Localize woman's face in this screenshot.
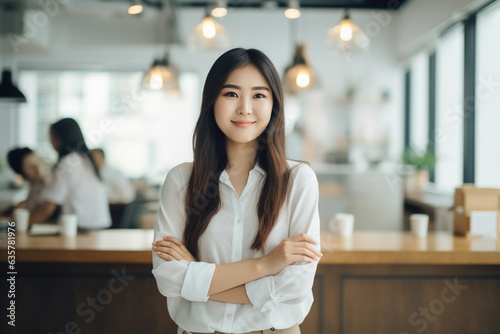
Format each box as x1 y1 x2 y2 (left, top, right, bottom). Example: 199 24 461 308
214 64 273 147
49 128 61 151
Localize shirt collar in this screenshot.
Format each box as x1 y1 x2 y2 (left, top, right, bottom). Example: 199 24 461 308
219 161 266 182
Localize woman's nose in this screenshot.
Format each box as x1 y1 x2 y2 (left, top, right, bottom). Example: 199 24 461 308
237 97 252 115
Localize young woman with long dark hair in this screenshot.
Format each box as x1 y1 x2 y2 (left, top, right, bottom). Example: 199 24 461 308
152 48 322 334
28 118 111 230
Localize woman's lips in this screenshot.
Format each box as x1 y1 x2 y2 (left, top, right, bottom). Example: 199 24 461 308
232 121 255 128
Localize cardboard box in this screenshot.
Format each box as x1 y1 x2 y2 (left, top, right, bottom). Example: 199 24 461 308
453 184 500 236
469 211 498 237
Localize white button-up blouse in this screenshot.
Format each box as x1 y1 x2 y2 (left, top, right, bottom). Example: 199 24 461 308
152 159 321 334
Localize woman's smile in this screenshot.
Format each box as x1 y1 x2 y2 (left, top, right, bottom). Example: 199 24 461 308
232 121 256 128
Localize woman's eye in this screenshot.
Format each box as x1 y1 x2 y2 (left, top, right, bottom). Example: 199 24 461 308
225 92 238 97
254 93 265 98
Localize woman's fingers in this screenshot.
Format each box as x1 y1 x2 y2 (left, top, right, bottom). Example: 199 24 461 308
163 236 183 246
152 238 195 262
155 245 183 261
290 246 322 261
284 239 322 257
156 251 175 261
153 240 183 257
302 241 323 257
289 233 319 245
154 240 177 248
175 246 194 261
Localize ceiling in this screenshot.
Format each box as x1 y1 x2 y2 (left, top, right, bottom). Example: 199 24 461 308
174 0 409 10
0 0 410 16
94 0 411 10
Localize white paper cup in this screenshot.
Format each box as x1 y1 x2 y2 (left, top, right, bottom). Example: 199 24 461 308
330 213 355 237
60 214 78 237
410 214 429 238
13 208 30 233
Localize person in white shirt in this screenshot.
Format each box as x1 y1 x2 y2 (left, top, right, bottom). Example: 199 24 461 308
7 147 51 213
152 48 322 334
28 118 111 230
90 148 135 204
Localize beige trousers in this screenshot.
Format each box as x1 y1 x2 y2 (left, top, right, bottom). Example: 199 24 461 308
183 324 301 334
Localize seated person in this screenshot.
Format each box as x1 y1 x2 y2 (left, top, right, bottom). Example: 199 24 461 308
5 147 60 221
90 148 135 204
7 147 49 212
29 118 111 230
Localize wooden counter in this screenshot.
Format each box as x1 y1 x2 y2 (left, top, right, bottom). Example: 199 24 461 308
1 230 499 334
2 229 499 264
1 229 156 263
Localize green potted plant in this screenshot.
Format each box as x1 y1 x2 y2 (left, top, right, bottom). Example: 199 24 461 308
401 146 436 192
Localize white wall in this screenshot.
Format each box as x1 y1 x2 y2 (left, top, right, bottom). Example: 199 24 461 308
0 103 20 184
392 0 491 60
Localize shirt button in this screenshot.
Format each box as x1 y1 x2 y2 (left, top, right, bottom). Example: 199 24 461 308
234 251 240 257
226 313 231 318
236 219 241 224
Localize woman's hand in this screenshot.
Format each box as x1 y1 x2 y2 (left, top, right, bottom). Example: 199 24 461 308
262 233 322 276
152 236 196 263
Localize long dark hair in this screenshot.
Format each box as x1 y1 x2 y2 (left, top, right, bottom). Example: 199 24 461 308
183 48 303 261
50 118 101 180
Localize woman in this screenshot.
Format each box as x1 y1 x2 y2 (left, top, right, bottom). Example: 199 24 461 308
28 118 111 230
152 48 322 334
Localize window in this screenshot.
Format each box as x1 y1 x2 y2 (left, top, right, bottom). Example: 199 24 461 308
475 2 500 188
409 51 429 150
434 24 464 190
18 71 200 181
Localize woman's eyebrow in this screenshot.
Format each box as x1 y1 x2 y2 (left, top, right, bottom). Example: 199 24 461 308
222 84 270 91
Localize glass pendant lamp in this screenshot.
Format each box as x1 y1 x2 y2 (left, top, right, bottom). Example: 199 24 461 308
187 10 230 51
326 9 370 55
142 54 179 93
284 43 316 95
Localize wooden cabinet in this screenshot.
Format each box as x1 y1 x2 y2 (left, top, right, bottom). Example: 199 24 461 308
312 264 500 334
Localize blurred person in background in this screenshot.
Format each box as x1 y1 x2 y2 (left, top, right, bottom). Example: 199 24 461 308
5 147 59 219
28 118 111 230
90 148 135 204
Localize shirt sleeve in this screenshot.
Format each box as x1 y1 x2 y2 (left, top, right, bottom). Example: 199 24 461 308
151 167 216 303
245 164 321 312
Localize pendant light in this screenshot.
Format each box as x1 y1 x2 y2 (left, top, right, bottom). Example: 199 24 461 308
284 17 316 95
211 0 228 18
142 53 179 93
141 1 179 94
0 69 27 103
128 1 143 15
188 8 230 51
284 43 316 95
284 0 301 19
0 3 27 103
326 9 370 55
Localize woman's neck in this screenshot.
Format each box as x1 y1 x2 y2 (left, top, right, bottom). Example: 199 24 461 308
225 140 258 175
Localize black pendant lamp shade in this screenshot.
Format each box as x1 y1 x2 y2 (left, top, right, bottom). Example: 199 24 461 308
0 69 27 103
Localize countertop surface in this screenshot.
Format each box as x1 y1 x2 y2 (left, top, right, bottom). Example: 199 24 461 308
1 229 499 264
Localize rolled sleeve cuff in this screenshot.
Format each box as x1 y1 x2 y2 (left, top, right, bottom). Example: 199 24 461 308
180 261 216 302
245 275 277 312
